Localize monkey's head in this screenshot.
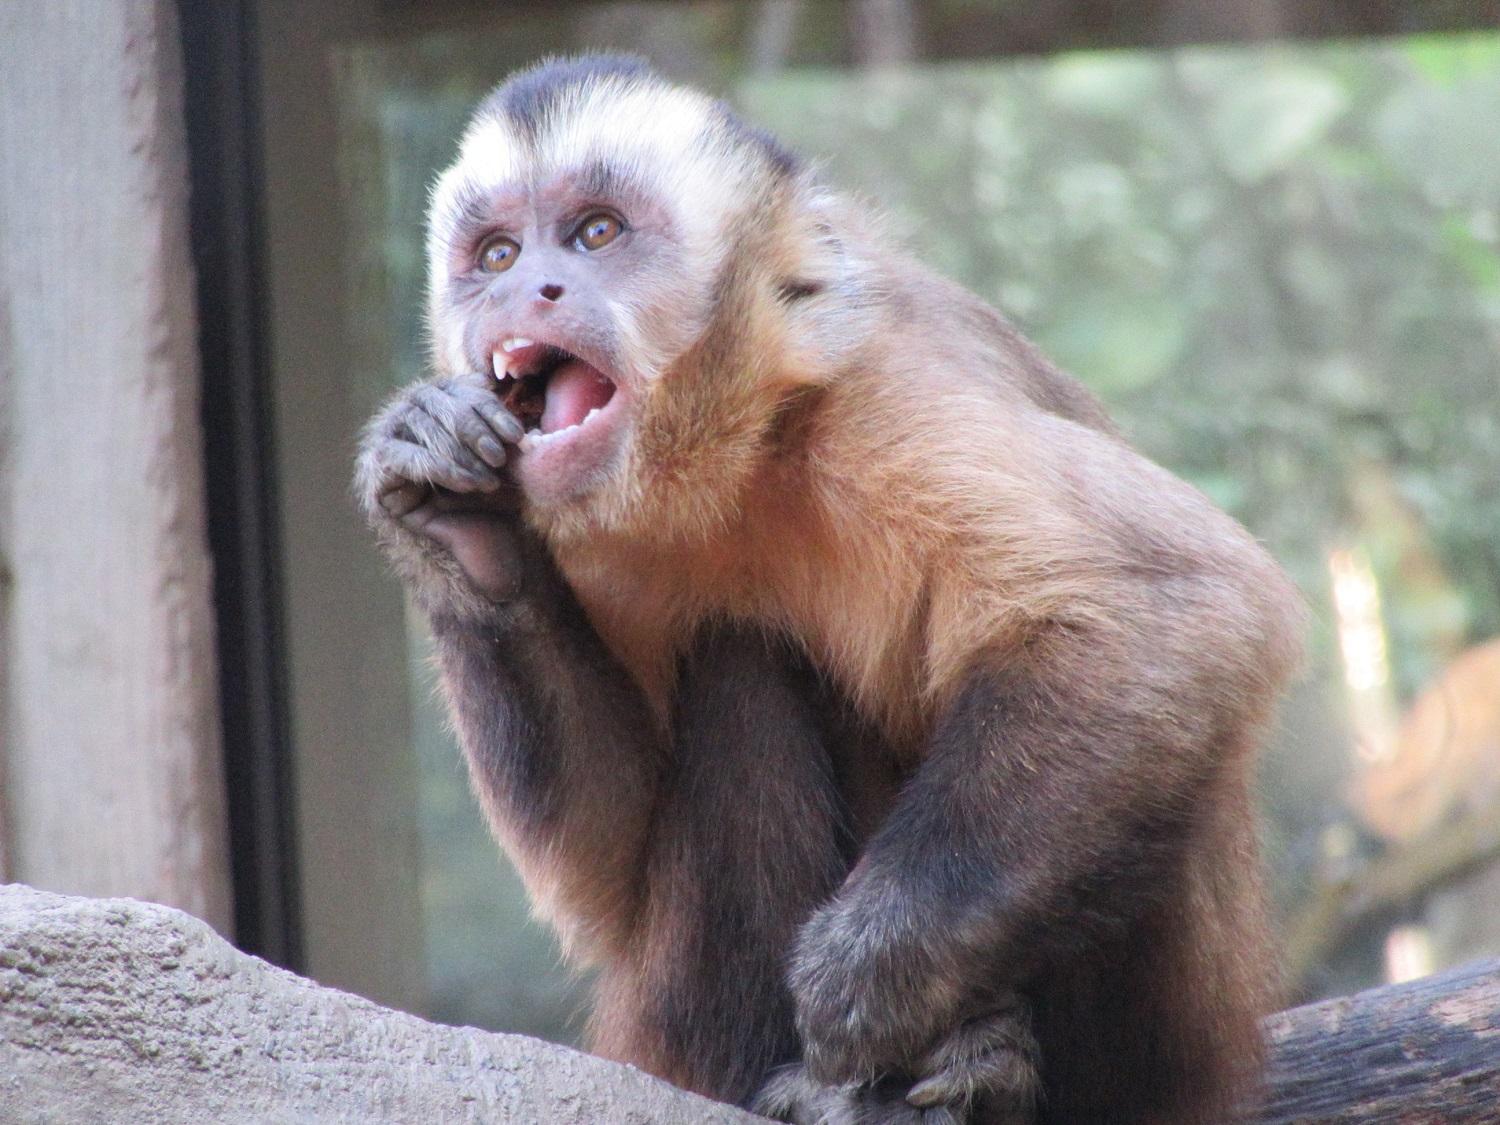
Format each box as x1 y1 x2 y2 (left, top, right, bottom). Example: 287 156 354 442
426 55 871 543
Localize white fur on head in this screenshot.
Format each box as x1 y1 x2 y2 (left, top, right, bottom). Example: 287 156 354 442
424 58 772 375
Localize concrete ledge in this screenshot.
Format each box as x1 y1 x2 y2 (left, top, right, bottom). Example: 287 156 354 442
0 885 759 1124
5 883 1498 1122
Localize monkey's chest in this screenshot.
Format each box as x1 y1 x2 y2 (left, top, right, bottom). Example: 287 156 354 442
568 545 934 766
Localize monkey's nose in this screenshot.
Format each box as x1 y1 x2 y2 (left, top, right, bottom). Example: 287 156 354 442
538 283 564 302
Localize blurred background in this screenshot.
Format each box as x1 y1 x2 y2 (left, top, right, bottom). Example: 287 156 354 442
3 0 1498 1048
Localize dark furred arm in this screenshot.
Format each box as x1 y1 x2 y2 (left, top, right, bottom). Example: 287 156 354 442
427 534 667 964
789 611 1268 1095
357 374 668 961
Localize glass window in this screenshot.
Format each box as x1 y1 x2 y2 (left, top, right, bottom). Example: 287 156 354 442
256 2 1500 1040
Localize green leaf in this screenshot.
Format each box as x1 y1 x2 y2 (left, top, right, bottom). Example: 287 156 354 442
1042 293 1188 394
1204 61 1348 182
1404 33 1500 84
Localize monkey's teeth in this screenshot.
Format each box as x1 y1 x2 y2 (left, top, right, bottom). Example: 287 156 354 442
493 337 539 378
518 406 604 451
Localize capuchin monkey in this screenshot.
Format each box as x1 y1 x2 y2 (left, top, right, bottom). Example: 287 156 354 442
355 55 1302 1124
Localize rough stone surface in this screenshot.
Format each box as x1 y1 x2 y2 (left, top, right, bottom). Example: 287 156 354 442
0 885 760 1124
4 884 1497 1122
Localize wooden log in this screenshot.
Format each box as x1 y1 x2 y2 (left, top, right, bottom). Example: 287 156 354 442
1259 957 1500 1123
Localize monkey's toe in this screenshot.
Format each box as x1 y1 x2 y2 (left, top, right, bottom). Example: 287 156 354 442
751 1063 850 1124
902 1004 1040 1124
753 1066 977 1125
850 1075 965 1124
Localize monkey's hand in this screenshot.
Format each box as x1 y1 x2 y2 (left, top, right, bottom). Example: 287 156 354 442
356 373 531 611
754 1005 1038 1125
788 901 1039 1121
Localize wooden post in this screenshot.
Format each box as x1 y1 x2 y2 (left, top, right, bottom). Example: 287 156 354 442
0 2 232 934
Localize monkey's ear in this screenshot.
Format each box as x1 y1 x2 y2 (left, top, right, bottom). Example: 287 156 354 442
771 181 877 384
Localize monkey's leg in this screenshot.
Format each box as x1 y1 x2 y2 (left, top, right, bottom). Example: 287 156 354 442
788 623 1265 1124
358 374 666 959
594 625 850 1107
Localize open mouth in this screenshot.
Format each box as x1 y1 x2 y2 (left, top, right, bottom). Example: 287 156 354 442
491 337 618 449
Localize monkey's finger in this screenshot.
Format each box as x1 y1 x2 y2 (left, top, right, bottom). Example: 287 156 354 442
750 1065 857 1125
906 1075 970 1110
379 480 429 518
440 373 527 446
379 438 500 495
906 1056 1037 1112
400 401 500 482
450 389 525 454
467 396 525 445
410 387 516 470
448 402 512 469
440 389 522 466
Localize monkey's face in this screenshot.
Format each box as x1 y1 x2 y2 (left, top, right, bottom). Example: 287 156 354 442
431 171 698 514
425 64 787 529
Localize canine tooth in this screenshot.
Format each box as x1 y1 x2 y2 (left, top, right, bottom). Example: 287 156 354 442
491 352 506 379
501 337 533 353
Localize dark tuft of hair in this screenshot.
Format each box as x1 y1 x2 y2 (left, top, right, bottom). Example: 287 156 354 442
476 53 658 141
474 53 801 180
717 111 801 180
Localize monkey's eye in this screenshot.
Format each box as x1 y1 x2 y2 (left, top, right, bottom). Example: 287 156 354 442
572 212 623 251
477 235 520 273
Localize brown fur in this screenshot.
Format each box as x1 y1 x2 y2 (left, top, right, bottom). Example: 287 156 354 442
357 56 1303 1125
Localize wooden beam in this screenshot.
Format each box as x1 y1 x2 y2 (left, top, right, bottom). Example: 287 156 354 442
0 1 231 933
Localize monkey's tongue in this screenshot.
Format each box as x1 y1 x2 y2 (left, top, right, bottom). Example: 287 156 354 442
540 359 616 434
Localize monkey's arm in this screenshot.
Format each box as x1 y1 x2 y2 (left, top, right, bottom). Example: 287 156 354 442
427 551 665 960
357 375 665 959
789 611 1243 1088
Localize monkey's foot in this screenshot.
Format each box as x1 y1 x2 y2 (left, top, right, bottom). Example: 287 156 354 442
751 1064 849 1124
754 1064 963 1124
904 1006 1040 1124
753 1004 1038 1125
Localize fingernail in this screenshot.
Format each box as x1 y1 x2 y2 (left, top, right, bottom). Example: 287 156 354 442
490 409 524 442
477 436 506 467
905 1080 946 1108
380 486 422 518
